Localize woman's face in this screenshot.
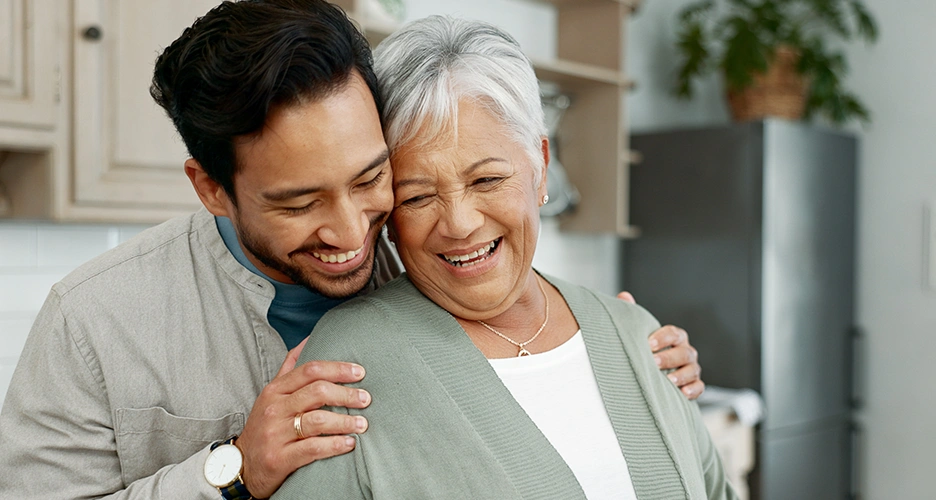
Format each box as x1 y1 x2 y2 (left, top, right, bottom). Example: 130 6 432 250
390 99 548 320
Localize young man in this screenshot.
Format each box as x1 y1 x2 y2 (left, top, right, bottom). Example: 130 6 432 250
0 1 702 498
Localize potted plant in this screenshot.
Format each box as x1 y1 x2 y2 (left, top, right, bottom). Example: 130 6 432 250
673 0 878 125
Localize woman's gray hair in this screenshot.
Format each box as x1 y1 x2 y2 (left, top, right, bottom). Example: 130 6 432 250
373 16 547 183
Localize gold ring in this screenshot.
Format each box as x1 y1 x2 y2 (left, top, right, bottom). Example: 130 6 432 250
294 412 305 440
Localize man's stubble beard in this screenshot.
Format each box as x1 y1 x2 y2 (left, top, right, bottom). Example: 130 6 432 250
235 212 389 299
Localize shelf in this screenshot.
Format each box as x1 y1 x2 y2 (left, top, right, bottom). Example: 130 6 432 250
525 0 641 13
532 59 633 88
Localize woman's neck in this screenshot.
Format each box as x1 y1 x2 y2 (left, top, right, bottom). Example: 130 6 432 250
456 272 579 359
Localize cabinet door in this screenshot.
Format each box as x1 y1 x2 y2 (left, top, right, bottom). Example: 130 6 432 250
72 0 218 214
0 0 57 129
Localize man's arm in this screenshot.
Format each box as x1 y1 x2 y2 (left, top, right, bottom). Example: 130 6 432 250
0 290 370 499
617 291 705 400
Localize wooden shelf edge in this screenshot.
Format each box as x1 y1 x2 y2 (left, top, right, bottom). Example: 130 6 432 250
532 58 632 87
617 224 641 239
523 0 641 12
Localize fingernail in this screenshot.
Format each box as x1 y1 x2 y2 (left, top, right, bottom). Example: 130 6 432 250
649 339 659 350
358 390 371 405
355 416 368 432
345 436 356 447
654 355 663 367
684 387 694 397
351 365 365 378
669 375 678 384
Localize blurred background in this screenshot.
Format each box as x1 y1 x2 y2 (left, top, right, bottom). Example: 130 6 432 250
0 0 933 498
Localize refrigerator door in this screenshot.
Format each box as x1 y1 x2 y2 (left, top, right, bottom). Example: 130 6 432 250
760 121 857 431
759 419 853 500
625 124 766 391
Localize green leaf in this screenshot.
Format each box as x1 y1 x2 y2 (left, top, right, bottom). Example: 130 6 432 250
679 0 715 23
674 22 712 98
850 0 879 42
721 16 769 90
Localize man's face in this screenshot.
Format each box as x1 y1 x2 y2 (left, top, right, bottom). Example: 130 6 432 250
224 73 393 298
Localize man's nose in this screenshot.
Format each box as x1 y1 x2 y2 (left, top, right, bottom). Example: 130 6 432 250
318 196 369 250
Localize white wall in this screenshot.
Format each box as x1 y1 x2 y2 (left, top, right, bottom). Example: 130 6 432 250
845 2 936 498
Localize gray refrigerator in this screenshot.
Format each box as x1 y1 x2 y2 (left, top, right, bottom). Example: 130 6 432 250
622 120 859 500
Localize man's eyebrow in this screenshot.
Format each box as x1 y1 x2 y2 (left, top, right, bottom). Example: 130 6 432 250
395 157 507 189
260 149 390 202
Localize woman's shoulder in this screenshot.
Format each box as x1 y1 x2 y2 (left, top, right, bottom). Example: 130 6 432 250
298 274 436 363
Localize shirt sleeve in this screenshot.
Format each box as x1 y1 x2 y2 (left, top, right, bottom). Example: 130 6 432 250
0 289 219 499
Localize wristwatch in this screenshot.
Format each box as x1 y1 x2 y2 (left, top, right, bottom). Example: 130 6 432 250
205 436 252 499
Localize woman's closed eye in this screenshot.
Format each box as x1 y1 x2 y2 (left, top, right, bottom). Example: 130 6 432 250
472 176 505 189
400 193 433 207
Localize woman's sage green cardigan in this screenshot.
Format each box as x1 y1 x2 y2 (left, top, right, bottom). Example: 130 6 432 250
273 273 738 500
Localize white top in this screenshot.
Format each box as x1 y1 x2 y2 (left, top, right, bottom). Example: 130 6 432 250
489 331 637 500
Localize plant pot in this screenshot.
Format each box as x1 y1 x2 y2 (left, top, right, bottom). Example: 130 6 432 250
726 46 808 122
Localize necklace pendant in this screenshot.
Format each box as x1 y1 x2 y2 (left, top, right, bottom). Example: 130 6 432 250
518 348 532 357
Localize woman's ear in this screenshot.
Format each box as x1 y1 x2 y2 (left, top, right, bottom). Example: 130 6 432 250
538 136 550 204
185 158 232 217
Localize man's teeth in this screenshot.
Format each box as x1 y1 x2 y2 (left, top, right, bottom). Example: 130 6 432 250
443 240 497 267
312 247 363 264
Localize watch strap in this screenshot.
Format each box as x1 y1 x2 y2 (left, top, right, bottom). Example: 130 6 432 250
210 436 253 500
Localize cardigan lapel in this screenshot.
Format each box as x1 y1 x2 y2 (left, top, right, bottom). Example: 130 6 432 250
549 276 690 500
398 277 587 500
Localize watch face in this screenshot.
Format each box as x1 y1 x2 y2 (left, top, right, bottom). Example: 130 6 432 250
204 444 243 488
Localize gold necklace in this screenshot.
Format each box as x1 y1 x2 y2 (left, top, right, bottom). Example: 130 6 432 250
477 275 549 357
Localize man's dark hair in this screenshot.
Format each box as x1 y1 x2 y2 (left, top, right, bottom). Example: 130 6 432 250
150 0 379 201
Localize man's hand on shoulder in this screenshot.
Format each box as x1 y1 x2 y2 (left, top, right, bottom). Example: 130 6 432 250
234 338 370 498
616 292 705 400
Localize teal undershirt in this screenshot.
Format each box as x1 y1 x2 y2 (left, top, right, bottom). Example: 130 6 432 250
216 216 349 350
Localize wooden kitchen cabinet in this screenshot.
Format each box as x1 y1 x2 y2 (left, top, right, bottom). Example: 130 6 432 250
529 0 641 237
0 0 58 136
69 0 217 220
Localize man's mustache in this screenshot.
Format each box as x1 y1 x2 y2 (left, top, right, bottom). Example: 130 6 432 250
290 211 389 255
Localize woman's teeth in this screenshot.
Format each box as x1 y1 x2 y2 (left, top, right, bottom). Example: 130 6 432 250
312 247 362 264
442 239 498 267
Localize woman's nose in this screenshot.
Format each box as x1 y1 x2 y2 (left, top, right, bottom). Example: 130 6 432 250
438 197 484 240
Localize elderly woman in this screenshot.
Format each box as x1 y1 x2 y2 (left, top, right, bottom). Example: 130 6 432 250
274 16 736 500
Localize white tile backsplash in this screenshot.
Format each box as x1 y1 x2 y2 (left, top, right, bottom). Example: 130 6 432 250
0 226 38 267
0 273 64 313
36 226 114 267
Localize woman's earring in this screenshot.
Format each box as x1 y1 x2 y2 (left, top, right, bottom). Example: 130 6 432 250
542 194 549 205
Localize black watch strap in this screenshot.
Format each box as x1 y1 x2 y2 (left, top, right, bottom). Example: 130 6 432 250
210 436 253 500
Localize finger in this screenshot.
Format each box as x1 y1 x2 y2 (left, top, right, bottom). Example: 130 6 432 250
271 360 366 396
665 362 702 389
653 342 697 370
289 435 358 466
299 410 368 438
648 325 688 352
290 379 371 412
276 337 310 378
680 380 706 400
616 291 636 304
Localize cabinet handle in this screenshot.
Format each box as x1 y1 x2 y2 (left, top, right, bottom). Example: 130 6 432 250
82 25 103 41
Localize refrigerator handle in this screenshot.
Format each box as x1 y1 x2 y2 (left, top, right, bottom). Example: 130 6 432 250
848 420 863 500
846 326 864 410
